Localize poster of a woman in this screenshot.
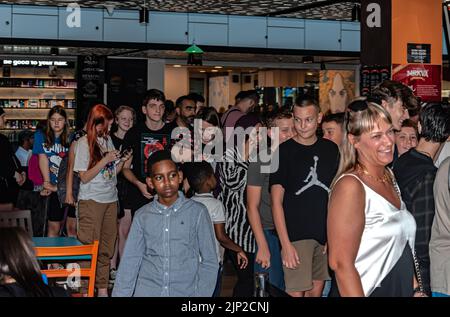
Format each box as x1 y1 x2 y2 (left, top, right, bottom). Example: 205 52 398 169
319 70 356 114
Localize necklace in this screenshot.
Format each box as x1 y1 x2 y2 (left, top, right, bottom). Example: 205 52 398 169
356 165 391 184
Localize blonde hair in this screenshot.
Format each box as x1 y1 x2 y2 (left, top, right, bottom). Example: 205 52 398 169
114 105 136 124
331 99 392 188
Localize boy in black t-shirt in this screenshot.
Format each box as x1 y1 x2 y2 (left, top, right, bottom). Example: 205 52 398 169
270 98 340 297
122 89 176 215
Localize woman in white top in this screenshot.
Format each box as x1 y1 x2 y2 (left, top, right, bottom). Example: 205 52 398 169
327 99 424 297
73 104 131 297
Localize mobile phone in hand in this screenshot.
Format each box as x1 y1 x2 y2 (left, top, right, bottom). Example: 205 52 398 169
120 146 132 158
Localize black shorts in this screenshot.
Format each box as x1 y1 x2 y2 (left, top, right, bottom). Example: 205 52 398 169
46 192 76 222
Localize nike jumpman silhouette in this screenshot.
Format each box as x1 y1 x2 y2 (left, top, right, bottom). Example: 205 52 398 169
295 156 330 195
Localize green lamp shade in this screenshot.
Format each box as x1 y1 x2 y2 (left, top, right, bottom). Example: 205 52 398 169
185 44 204 54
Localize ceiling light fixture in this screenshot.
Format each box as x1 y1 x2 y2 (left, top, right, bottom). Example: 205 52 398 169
211 69 219 73
173 65 182 68
351 4 361 22
214 66 223 69
139 0 149 24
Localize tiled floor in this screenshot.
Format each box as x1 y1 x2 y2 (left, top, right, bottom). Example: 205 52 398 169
220 258 238 297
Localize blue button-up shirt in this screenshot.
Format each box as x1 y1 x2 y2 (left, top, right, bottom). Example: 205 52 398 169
112 192 219 297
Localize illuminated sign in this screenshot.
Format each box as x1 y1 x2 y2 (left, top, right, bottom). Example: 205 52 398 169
1 59 71 67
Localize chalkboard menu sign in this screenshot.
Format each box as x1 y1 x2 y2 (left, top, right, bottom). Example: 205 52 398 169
360 65 391 97
76 55 105 128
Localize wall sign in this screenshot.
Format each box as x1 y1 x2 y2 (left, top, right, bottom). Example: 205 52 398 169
76 55 105 128
407 43 431 63
392 64 441 102
1 59 73 67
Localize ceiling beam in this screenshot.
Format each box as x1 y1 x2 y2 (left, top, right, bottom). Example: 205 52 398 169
264 0 360 17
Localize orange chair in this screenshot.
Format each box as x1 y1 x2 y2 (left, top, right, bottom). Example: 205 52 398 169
34 240 99 297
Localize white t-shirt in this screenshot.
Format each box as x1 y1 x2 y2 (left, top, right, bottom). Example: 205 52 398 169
73 135 118 203
15 146 32 167
435 141 450 168
191 193 226 263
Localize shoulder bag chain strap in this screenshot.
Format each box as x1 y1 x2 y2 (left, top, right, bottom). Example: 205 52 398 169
388 167 424 293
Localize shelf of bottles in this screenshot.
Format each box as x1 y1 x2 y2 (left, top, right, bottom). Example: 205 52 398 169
0 78 77 89
0 59 77 142
0 99 76 109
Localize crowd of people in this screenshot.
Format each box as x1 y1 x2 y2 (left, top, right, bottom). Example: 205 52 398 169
0 80 449 298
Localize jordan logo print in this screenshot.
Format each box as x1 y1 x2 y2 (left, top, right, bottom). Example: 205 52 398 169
295 156 330 195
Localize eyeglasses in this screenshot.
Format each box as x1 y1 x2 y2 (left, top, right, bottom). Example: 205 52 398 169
347 100 369 112
345 100 369 132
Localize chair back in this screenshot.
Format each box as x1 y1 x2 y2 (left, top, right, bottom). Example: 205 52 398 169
0 203 14 211
35 241 99 297
0 209 33 235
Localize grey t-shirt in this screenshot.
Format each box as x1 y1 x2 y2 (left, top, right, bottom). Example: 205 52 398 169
247 160 274 230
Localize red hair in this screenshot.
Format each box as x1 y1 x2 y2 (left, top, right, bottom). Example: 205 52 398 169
86 104 114 169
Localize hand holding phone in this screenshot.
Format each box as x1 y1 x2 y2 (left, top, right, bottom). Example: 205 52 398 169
120 146 133 160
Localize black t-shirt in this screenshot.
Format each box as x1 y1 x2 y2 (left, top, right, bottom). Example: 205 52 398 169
111 133 124 151
122 122 176 210
269 138 340 245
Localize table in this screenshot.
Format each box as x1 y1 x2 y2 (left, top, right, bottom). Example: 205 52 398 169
32 237 91 261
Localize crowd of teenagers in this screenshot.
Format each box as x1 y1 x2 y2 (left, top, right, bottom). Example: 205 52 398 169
0 80 449 298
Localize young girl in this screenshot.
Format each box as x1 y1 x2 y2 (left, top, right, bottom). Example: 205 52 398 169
110 105 136 282
73 104 131 297
33 106 72 237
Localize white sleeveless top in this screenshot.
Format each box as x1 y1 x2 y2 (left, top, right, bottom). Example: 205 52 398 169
335 173 417 296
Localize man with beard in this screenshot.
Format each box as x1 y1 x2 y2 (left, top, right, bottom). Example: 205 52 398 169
175 95 197 129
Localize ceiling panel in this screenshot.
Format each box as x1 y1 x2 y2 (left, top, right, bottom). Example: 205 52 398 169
0 0 355 20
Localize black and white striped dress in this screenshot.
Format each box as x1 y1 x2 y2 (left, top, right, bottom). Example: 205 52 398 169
217 147 256 254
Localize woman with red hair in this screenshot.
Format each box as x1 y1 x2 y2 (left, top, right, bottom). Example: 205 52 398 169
73 104 132 297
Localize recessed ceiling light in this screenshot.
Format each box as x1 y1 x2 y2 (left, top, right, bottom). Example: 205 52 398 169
211 69 219 72
306 72 314 76
200 70 206 73
173 64 182 68
214 66 223 69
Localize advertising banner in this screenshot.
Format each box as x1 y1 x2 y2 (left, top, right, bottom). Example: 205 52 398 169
392 64 442 102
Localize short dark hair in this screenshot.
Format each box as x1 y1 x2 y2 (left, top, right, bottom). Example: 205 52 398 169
143 89 165 107
146 150 176 177
164 100 175 113
265 109 293 128
235 90 258 103
175 95 195 108
419 103 450 143
18 130 34 146
187 92 205 104
294 97 320 113
371 80 418 111
322 112 345 126
399 119 419 138
185 161 214 193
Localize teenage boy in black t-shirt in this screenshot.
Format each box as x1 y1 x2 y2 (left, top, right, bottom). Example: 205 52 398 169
270 98 340 297
122 89 176 215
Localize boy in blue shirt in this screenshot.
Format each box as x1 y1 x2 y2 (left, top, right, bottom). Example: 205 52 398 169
112 150 218 297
